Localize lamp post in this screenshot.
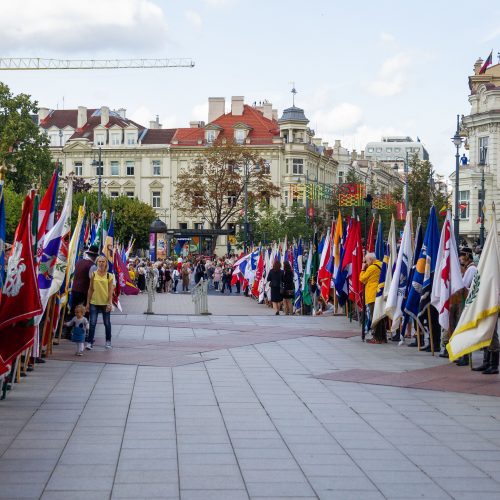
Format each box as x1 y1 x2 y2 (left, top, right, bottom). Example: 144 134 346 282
479 155 486 248
452 115 463 244
92 147 103 214
243 160 249 252
393 153 409 214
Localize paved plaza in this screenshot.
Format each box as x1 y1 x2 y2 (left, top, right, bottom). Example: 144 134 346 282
1 293 500 499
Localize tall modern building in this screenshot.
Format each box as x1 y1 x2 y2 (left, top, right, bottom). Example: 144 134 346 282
364 136 429 168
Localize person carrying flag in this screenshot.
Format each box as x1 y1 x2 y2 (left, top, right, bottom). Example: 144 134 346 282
360 252 385 343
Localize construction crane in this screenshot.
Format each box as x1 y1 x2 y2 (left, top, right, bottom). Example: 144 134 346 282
0 57 195 71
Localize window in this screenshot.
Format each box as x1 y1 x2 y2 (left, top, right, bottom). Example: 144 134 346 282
227 223 235 235
478 189 486 218
206 130 216 143
479 136 489 164
50 134 59 146
110 191 119 198
96 133 105 146
126 133 136 145
126 161 134 176
227 192 237 207
126 191 134 199
74 161 83 176
179 222 188 230
111 133 121 145
367 148 374 153
285 159 289 174
193 190 203 208
234 129 245 144
386 148 392 153
406 147 412 152
152 191 161 208
459 190 470 219
338 171 344 183
152 160 161 176
95 161 103 177
292 158 303 175
110 161 119 176
394 147 401 152
376 148 382 153
194 223 203 230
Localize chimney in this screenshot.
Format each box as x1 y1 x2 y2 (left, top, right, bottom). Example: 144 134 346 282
322 142 329 149
231 96 244 116
38 107 50 122
360 151 365 159
474 57 484 75
208 97 225 123
77 106 87 129
272 109 278 121
100 106 109 126
352 149 358 160
117 108 126 119
312 138 322 146
149 120 159 130
262 102 272 120
334 139 341 148
189 121 206 128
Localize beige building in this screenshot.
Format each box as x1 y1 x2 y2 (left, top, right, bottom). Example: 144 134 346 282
452 57 500 245
39 97 338 254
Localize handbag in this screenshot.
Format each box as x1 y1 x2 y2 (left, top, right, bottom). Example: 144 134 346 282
71 326 86 343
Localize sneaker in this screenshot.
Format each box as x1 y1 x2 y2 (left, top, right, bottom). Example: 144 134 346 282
77 352 83 356
85 343 93 350
105 342 112 349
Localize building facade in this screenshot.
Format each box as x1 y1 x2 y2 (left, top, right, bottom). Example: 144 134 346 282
451 57 500 245
39 97 337 254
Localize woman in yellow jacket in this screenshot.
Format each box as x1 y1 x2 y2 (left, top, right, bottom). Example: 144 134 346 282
359 253 385 344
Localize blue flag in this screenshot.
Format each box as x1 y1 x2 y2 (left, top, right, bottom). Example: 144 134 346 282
293 245 302 311
375 217 384 261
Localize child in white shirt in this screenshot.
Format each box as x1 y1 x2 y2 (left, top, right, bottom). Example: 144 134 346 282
65 304 89 356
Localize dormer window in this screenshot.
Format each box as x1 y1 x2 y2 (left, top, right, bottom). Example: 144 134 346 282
126 133 136 145
111 133 121 145
234 129 245 144
206 130 216 144
95 133 105 146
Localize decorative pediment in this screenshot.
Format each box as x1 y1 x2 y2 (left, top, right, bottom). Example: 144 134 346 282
122 180 136 188
233 122 252 131
205 123 223 131
62 139 92 152
124 123 138 130
109 123 123 130
106 180 122 188
149 180 164 188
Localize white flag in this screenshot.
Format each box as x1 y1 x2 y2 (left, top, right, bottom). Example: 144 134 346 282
385 210 413 330
447 214 500 361
430 212 464 332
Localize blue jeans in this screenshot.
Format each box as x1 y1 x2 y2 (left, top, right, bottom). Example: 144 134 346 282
88 304 111 344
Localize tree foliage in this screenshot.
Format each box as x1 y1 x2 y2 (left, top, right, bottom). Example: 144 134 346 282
173 141 280 250
0 82 53 193
3 183 24 241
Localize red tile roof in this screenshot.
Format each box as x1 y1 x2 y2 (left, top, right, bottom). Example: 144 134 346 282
172 104 280 146
141 129 177 145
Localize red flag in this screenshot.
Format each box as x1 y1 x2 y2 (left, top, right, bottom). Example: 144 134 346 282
479 51 493 74
0 194 42 330
349 219 364 310
396 202 406 221
251 252 264 298
115 251 139 296
366 216 375 252
0 325 37 376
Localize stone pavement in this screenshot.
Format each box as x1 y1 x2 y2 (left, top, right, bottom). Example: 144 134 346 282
1 293 500 499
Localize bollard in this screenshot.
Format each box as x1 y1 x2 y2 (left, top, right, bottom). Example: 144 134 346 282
191 279 211 315
144 269 155 315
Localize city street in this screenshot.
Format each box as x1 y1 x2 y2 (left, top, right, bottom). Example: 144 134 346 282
1 293 500 499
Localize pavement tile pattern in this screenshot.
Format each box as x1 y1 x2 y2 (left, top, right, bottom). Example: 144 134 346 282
1 293 500 499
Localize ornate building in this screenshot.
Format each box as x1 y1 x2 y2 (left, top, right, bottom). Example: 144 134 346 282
452 57 500 244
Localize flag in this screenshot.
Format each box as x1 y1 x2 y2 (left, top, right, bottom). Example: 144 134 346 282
251 251 264 299
0 324 37 377
297 239 303 275
366 215 375 253
38 177 73 312
112 251 122 310
385 210 413 329
349 219 364 309
447 214 500 360
439 205 447 217
334 219 351 306
115 251 139 295
37 169 59 260
372 215 396 327
0 182 5 290
479 50 493 74
104 212 115 272
302 242 313 306
430 211 464 332
374 216 384 261
317 228 331 302
0 193 42 330
293 245 302 311
396 202 406 221
333 211 343 278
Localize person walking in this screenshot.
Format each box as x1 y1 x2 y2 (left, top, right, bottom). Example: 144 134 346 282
282 261 295 315
70 244 99 319
86 256 115 349
221 266 232 294
64 304 89 356
267 260 283 315
181 264 190 292
172 266 180 293
359 252 385 344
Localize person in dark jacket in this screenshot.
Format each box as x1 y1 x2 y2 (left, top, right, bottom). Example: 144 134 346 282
282 261 295 315
267 260 283 315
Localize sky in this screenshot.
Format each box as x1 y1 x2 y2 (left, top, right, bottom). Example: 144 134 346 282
1 0 499 176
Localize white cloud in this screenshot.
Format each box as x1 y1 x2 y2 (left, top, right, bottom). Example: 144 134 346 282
380 32 395 43
185 10 203 29
313 102 363 136
0 0 169 53
202 0 234 7
368 53 411 97
129 106 177 128
191 102 209 122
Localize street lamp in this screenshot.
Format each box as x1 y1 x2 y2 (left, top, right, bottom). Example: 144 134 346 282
393 153 409 214
92 147 103 214
451 115 463 244
58 129 63 147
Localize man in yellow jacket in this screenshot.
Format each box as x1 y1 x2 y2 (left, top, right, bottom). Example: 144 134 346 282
359 252 386 344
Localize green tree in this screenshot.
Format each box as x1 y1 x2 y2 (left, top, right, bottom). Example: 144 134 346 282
3 184 24 241
0 82 53 193
173 141 280 252
407 155 448 229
